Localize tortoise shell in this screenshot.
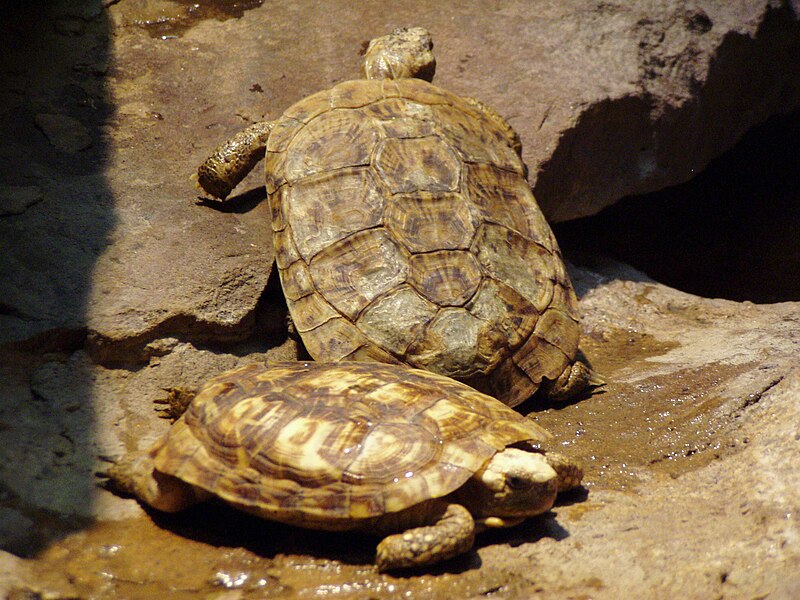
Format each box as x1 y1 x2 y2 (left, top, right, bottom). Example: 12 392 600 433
149 361 552 529
265 77 580 407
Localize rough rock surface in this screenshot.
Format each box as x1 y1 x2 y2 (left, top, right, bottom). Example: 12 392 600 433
1 0 799 598
3 262 798 598
2 0 799 359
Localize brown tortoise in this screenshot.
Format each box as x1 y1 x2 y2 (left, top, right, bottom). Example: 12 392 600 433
197 28 598 407
104 361 582 571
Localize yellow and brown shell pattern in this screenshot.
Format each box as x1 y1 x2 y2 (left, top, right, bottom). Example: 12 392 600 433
266 77 580 407
149 361 551 530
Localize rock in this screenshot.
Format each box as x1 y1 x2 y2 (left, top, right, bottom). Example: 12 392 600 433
0 185 43 216
3 0 799 359
523 355 800 599
96 0 797 352
543 258 799 485
0 176 108 349
0 351 113 519
0 509 35 554
1 1 799 596
530 2 800 221
2 262 797 597
34 113 92 153
0 338 298 531
54 17 86 37
168 0 800 224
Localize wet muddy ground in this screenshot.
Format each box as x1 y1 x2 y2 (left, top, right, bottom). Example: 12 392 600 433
118 0 264 39
2 1 799 598
13 315 790 598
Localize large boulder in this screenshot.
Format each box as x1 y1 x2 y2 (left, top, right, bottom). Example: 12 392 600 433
2 1 799 356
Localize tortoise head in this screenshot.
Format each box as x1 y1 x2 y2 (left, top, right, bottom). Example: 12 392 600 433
458 447 558 519
361 27 436 82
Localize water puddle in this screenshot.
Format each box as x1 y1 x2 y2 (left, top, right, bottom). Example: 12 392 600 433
23 507 536 598
530 329 751 491
117 0 264 38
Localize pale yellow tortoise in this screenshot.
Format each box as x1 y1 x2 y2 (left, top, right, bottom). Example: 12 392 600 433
196 28 599 408
104 361 583 571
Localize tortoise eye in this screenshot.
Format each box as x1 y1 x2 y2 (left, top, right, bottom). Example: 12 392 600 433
506 475 529 490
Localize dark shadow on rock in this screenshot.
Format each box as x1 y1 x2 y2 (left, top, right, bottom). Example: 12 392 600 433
146 500 379 568
227 265 290 354
476 512 570 550
196 186 266 214
145 499 486 575
0 0 112 555
527 387 607 413
383 552 480 578
554 486 590 507
535 94 654 222
555 108 800 303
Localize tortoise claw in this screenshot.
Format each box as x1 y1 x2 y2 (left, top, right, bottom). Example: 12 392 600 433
94 454 124 490
154 387 196 421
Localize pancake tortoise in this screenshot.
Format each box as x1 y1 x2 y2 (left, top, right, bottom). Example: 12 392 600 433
196 27 598 407
104 361 583 571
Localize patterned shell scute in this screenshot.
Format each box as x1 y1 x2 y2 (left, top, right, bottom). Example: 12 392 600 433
286 167 385 262
151 362 551 526
268 77 580 401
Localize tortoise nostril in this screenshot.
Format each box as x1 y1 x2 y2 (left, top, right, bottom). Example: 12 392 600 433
507 475 529 490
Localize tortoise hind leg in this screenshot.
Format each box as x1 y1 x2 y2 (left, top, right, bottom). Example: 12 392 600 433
375 503 475 571
539 360 604 403
196 120 274 200
100 451 208 513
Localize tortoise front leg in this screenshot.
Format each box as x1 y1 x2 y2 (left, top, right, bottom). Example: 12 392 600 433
196 120 274 200
375 503 475 571
154 387 197 421
543 451 584 493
